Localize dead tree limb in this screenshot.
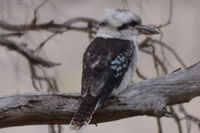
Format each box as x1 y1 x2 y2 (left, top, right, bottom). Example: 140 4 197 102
0 62 200 128
0 37 60 67
0 17 98 34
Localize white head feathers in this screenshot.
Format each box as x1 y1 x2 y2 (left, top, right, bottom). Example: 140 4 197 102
96 8 159 40
102 8 141 28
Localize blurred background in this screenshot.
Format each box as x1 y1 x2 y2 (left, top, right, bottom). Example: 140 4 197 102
0 0 199 133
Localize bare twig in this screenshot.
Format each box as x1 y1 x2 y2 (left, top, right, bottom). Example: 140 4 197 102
48 125 63 133
169 106 183 133
179 105 200 131
63 17 98 26
0 32 24 37
121 0 130 9
0 37 60 67
140 48 167 74
0 17 99 34
149 39 186 68
157 0 173 28
156 118 163 133
32 0 50 24
135 68 147 80
35 33 58 54
29 64 58 92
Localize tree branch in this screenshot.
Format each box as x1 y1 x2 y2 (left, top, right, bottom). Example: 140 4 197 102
0 37 60 67
0 62 200 128
0 17 98 33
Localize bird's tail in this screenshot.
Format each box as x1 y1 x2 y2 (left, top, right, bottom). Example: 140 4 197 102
69 96 99 131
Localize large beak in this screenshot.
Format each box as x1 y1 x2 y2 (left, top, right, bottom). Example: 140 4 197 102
135 24 160 35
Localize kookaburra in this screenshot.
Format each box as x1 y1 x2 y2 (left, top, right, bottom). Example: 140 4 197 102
70 8 159 131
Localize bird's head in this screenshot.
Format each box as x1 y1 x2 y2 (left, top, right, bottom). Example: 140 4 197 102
97 8 159 40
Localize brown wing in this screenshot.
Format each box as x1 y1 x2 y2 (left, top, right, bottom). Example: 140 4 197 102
81 37 134 97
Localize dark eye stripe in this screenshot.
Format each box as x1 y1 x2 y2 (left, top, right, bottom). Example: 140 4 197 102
99 22 107 26
117 20 139 31
117 24 129 31
128 20 138 26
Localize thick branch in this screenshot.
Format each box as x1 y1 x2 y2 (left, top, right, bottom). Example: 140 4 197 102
0 62 200 128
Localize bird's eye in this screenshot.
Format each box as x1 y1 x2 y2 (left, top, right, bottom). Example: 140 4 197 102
128 20 138 27
117 20 139 31
117 24 129 31
99 22 107 26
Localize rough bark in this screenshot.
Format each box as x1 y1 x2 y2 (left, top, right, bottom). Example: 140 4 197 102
0 62 200 128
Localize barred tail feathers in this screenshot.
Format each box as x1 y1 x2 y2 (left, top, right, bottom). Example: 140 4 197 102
70 96 99 131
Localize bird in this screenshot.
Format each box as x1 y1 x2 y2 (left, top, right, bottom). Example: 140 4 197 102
70 8 159 131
